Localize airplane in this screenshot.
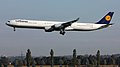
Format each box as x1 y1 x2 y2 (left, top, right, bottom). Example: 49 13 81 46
6 12 114 35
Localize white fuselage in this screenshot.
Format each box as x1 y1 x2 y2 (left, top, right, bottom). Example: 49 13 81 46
6 19 109 31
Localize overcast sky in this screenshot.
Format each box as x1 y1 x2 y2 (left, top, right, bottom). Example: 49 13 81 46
0 0 120 56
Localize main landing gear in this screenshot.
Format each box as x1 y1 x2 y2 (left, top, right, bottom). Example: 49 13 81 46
13 27 16 31
59 29 65 35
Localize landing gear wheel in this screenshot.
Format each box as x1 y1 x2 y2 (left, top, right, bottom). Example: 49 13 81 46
60 31 65 35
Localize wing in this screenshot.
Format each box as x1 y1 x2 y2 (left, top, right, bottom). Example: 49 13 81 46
44 18 79 35
60 18 79 29
56 18 79 35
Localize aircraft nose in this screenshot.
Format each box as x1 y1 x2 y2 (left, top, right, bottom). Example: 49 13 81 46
6 20 11 25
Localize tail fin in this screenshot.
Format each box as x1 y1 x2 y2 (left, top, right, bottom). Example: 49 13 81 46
96 12 114 24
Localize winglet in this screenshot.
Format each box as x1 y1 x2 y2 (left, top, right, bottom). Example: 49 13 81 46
72 17 79 23
96 12 114 24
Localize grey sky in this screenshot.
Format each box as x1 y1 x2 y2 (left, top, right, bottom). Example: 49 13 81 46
0 0 120 56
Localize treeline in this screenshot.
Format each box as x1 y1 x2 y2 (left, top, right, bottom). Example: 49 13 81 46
33 54 120 65
0 49 120 67
34 50 120 65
